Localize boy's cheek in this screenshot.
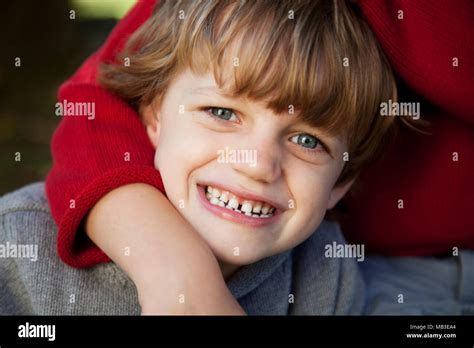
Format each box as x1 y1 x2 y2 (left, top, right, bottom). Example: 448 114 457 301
290 179 333 227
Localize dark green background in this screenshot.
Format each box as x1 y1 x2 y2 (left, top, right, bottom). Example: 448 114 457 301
0 1 131 194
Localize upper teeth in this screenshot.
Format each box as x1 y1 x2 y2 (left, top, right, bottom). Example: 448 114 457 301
204 185 275 218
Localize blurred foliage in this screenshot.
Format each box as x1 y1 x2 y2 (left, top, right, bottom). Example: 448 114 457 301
0 0 134 194
72 0 136 20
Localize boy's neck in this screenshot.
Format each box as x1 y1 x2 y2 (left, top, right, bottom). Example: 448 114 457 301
219 261 240 281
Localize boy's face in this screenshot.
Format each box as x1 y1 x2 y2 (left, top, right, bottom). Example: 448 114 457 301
144 69 352 271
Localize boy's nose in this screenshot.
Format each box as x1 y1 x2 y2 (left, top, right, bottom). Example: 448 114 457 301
230 141 282 184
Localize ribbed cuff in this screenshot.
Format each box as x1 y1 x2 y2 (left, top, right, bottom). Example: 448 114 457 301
57 165 165 268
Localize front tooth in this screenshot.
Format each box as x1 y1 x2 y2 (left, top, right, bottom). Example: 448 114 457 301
261 204 271 214
252 202 262 213
241 201 253 214
212 188 221 198
210 197 220 205
218 201 225 207
219 191 229 203
227 197 239 209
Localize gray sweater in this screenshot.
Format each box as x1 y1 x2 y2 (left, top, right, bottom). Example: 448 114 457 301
0 183 364 315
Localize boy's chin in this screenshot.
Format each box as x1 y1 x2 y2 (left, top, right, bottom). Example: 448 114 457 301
211 245 275 267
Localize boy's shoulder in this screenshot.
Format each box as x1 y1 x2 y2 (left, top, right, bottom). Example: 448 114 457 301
0 182 140 315
289 220 365 314
0 182 50 216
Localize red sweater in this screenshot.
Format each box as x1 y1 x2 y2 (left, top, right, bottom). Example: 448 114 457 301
45 0 474 268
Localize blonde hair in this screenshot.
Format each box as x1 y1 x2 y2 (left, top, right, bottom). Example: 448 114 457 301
100 0 400 184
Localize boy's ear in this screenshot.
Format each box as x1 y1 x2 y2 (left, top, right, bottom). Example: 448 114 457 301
327 179 354 210
141 102 161 149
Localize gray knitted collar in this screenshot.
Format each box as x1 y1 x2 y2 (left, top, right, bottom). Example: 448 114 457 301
226 249 292 300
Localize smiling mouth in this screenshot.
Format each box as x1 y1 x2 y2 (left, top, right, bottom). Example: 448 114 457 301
204 185 276 218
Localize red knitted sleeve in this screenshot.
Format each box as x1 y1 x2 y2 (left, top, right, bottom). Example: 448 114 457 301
45 0 160 268
341 0 474 255
357 0 474 122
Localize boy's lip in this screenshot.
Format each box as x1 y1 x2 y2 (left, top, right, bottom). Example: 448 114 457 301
197 181 286 212
197 184 282 227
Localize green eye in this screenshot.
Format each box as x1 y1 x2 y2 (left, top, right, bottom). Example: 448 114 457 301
290 134 319 149
208 107 237 121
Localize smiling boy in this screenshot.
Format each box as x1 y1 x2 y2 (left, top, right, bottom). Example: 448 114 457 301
1 0 398 315
141 69 353 274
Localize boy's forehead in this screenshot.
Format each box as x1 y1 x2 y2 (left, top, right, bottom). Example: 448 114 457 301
181 71 247 100
186 86 234 99
181 72 278 108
